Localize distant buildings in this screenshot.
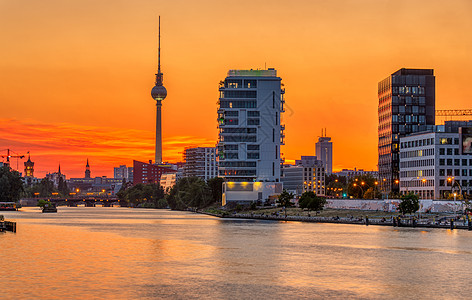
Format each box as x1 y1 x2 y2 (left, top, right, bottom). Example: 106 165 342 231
132 160 176 185
69 160 122 194
282 156 326 197
334 168 378 180
315 130 332 175
45 164 66 188
399 121 472 199
183 147 218 181
114 165 134 182
378 68 436 194
218 69 284 204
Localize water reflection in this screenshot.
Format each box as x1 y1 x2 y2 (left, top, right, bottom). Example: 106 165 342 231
1 207 472 299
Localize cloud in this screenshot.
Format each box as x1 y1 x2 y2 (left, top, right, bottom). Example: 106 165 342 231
0 119 216 177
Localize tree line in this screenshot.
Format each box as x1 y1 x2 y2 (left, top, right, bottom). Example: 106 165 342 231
116 176 223 209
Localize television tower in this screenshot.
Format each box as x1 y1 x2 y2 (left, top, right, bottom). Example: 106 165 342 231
151 16 167 164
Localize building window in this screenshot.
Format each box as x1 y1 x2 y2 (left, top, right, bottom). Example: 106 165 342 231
440 148 445 155
439 159 445 166
454 169 460 176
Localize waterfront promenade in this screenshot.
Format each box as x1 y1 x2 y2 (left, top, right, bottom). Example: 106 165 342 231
201 210 472 230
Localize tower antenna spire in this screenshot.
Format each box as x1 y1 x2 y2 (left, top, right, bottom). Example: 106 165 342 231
158 15 161 75
155 15 163 86
151 15 168 164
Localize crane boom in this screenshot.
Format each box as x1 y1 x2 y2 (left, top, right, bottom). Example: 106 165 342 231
436 109 472 116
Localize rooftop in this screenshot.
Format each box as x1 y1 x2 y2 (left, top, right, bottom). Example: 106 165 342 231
392 68 434 76
227 68 277 77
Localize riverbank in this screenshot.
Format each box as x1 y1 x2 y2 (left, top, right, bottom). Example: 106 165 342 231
200 208 472 230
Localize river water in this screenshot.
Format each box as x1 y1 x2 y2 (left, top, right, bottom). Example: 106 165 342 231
1 207 472 299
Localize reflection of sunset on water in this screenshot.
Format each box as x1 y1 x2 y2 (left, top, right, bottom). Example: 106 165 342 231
2 207 472 298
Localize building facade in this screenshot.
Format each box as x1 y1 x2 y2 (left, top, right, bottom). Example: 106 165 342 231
378 68 435 194
399 121 472 199
217 69 284 182
282 156 326 197
183 147 218 181
218 69 285 204
315 135 333 175
45 165 66 188
132 160 176 185
114 165 134 182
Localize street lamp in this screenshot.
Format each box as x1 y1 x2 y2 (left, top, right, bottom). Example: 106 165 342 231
353 183 364 198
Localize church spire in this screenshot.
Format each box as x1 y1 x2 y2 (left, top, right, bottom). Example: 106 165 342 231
85 158 91 178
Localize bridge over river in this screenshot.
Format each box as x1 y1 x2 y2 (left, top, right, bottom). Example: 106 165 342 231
20 197 125 207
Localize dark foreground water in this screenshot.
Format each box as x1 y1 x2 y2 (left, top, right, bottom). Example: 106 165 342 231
1 207 472 299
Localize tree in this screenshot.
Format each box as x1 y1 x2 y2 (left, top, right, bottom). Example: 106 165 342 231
207 177 224 204
299 191 326 213
58 176 70 197
348 174 378 199
166 177 212 210
398 192 420 215
363 187 381 200
325 174 347 198
116 183 166 208
0 166 23 202
277 190 294 207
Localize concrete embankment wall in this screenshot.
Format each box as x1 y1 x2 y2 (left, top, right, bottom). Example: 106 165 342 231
326 199 464 213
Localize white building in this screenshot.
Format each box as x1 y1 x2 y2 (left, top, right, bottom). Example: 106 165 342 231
399 121 472 199
315 134 333 175
160 173 177 193
218 69 284 204
183 147 218 181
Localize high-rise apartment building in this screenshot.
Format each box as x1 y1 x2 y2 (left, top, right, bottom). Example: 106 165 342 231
315 131 332 175
218 69 285 205
183 147 218 181
378 68 435 193
217 69 284 183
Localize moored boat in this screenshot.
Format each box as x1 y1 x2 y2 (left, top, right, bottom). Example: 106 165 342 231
0 202 18 211
42 203 57 213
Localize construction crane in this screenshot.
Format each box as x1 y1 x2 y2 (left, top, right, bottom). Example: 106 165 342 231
436 109 472 116
436 109 472 123
1 149 25 170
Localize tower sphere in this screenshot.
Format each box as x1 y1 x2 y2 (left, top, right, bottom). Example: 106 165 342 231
151 85 167 101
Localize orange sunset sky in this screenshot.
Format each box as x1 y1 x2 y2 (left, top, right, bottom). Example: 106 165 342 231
1 0 472 178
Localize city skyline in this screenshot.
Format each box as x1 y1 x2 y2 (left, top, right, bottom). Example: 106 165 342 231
2 0 472 177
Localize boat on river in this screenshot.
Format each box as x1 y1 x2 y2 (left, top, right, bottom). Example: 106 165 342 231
0 202 18 211
42 203 57 213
